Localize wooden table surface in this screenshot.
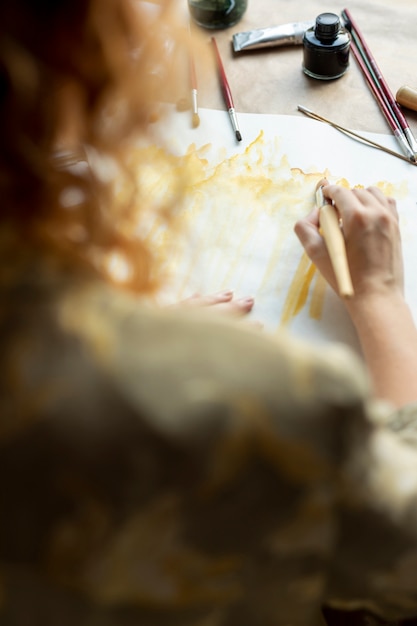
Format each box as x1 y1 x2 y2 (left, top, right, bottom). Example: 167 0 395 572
189 0 417 137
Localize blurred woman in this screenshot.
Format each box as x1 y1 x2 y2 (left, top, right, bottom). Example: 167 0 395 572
0 1 416 625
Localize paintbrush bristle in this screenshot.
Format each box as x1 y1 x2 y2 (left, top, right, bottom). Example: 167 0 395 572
315 177 329 191
192 113 200 129
235 130 242 142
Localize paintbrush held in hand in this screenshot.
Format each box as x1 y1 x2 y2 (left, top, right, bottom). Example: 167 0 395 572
316 178 354 299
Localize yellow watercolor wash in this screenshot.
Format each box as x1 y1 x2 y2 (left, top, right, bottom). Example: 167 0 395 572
124 132 406 324
280 254 313 326
280 257 328 327
310 273 326 321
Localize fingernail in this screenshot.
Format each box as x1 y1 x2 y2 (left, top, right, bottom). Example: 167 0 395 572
237 296 254 306
217 290 233 298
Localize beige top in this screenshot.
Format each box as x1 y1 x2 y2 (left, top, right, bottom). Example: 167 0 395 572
1 253 417 624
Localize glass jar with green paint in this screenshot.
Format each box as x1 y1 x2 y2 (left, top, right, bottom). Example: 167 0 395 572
188 0 248 30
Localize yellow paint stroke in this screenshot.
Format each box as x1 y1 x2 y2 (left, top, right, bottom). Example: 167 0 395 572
310 272 327 320
280 253 315 326
295 262 317 316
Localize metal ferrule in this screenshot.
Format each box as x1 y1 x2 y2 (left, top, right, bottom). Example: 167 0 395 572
403 127 417 160
228 108 240 134
191 89 198 115
394 129 415 161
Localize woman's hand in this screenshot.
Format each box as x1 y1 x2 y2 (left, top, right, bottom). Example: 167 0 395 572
294 181 404 306
295 181 417 408
173 290 255 316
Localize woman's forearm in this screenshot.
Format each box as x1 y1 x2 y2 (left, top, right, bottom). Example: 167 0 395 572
348 294 417 407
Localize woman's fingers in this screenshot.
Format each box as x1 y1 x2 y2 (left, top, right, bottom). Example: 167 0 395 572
294 206 330 263
322 184 399 225
210 296 255 316
174 291 255 316
365 186 399 217
180 290 234 307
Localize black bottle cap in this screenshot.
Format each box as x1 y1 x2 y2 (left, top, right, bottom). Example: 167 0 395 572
315 13 341 41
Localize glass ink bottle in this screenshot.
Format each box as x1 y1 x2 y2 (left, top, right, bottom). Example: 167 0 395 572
302 13 351 80
188 0 248 30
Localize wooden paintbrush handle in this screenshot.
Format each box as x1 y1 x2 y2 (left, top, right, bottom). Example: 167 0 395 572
320 203 354 298
396 85 417 113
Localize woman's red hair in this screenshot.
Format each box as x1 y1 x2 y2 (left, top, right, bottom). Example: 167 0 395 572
0 0 196 293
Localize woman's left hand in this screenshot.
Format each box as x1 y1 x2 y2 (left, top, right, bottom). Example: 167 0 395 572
175 290 255 316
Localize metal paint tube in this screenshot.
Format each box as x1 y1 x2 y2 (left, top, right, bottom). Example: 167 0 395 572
232 21 315 53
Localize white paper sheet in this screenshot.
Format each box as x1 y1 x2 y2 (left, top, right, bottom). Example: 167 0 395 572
140 105 417 356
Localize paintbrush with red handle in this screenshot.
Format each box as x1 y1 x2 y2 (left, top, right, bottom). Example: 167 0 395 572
211 36 242 141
